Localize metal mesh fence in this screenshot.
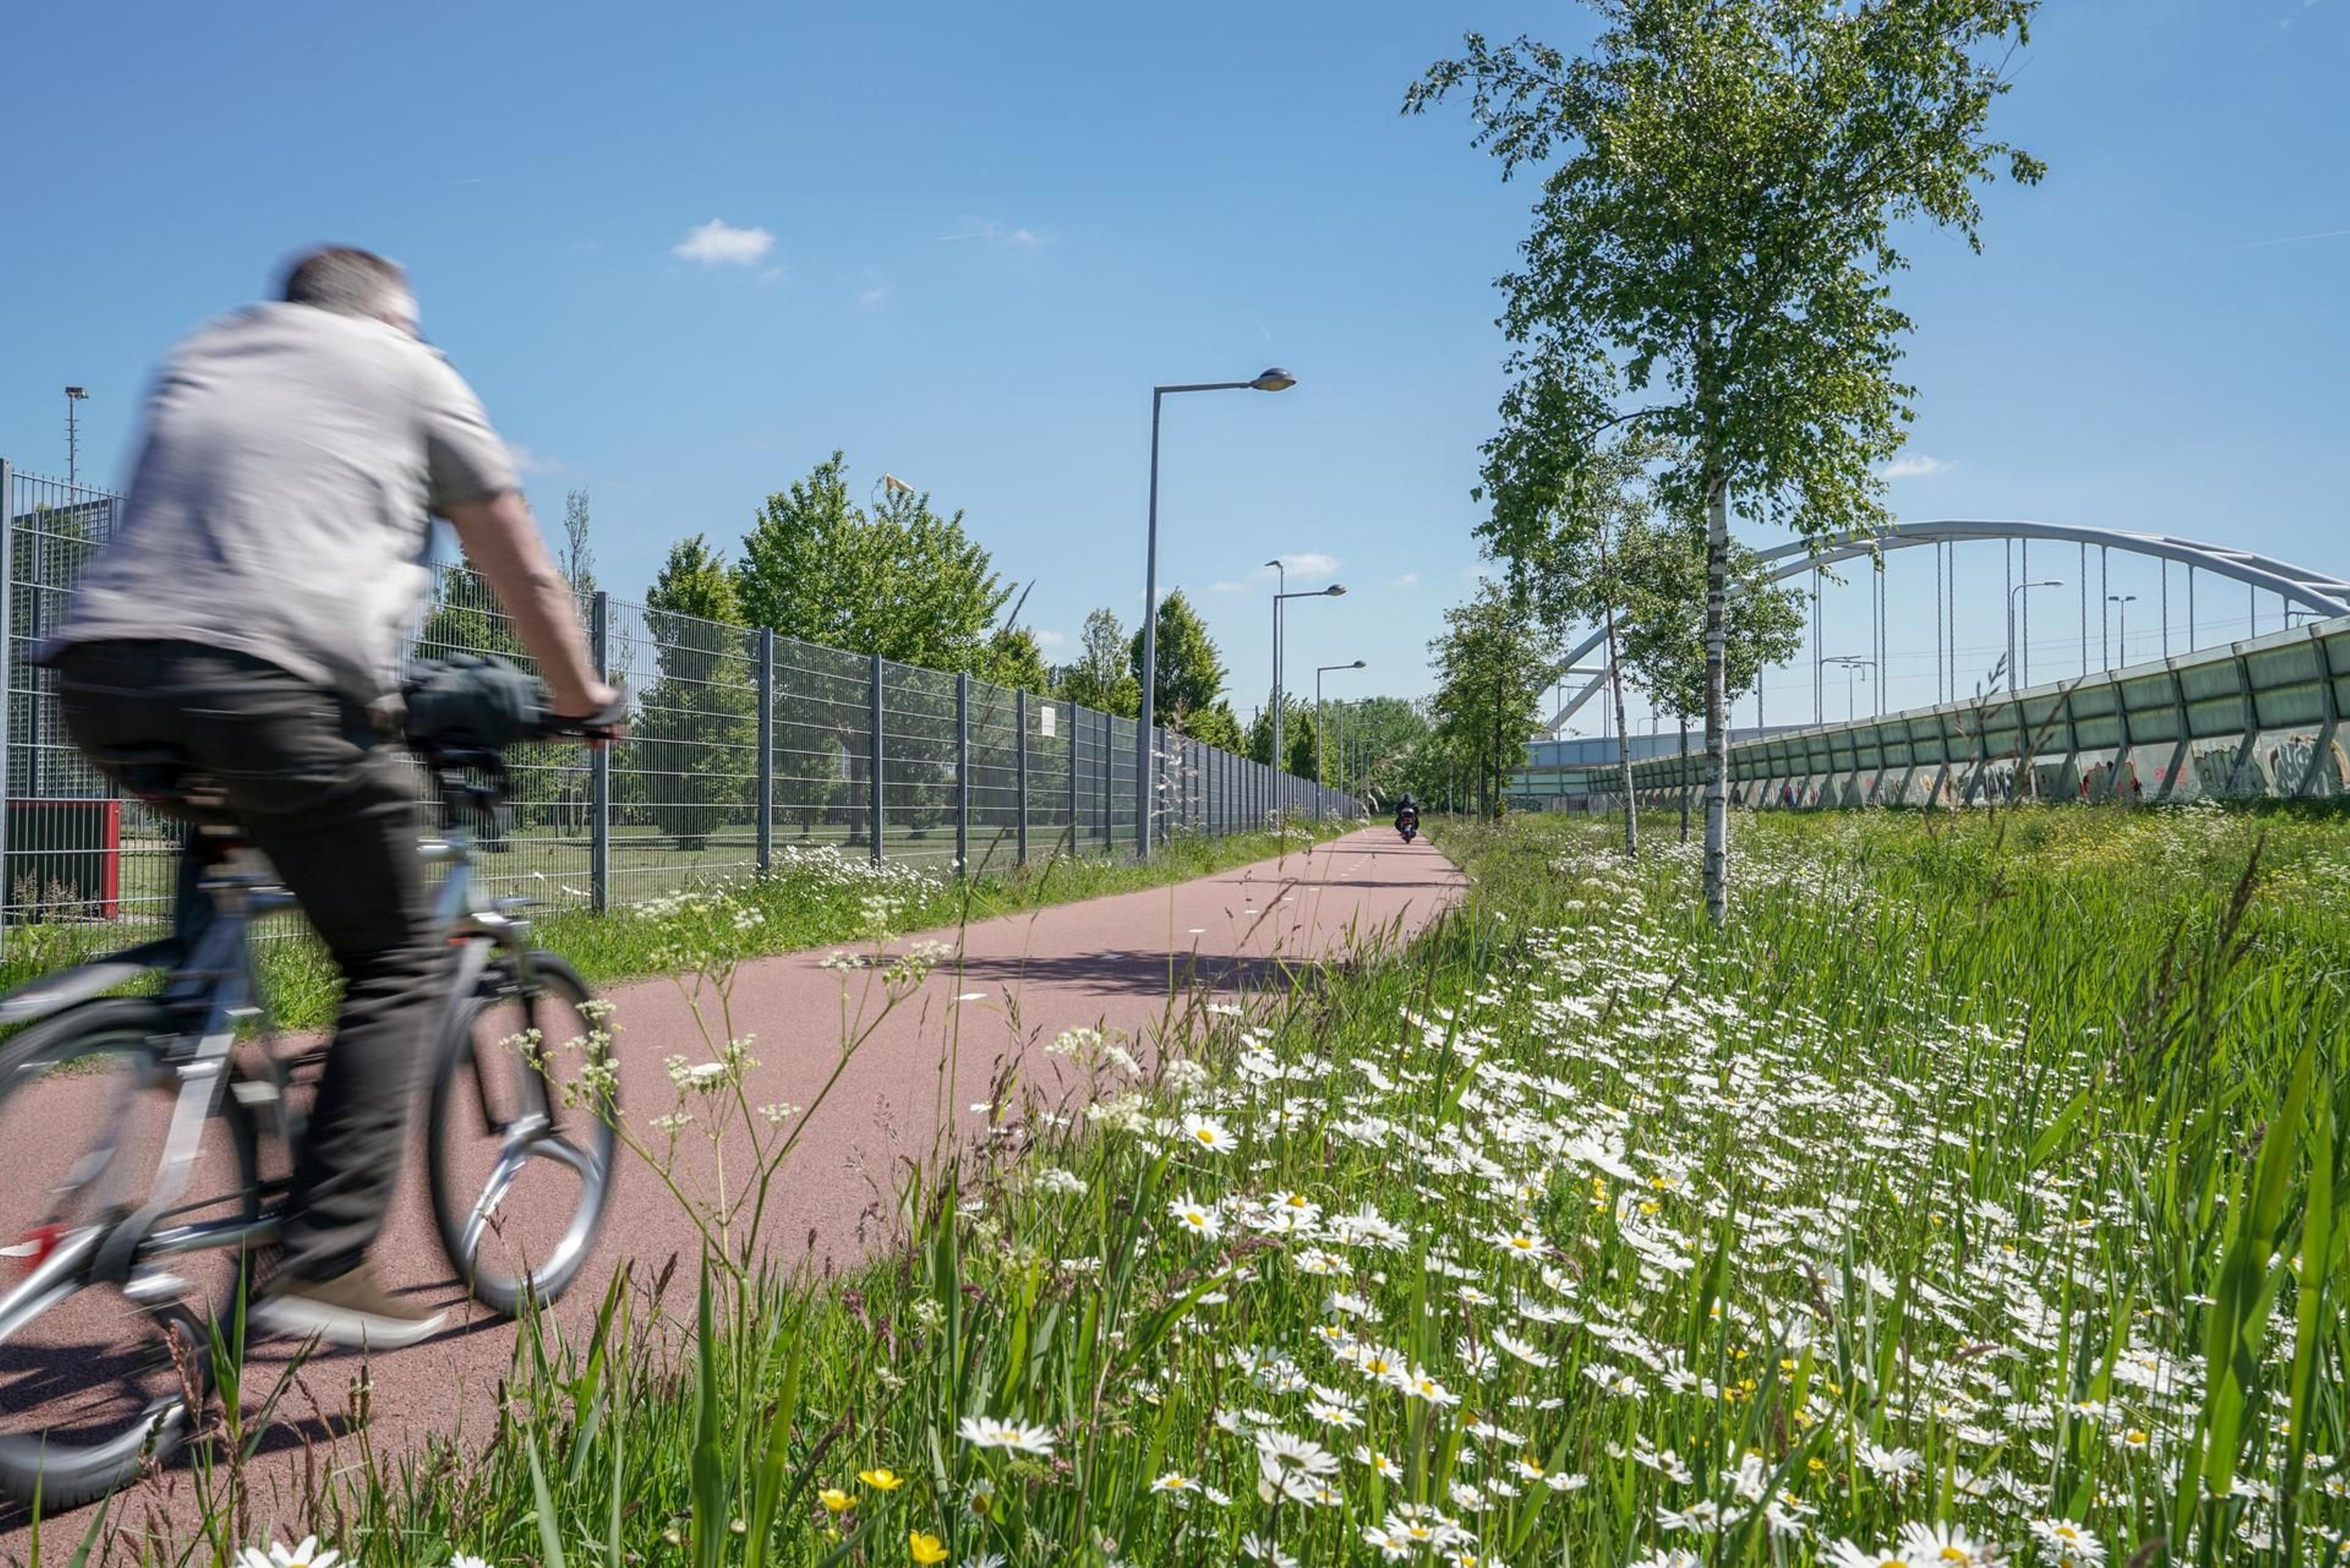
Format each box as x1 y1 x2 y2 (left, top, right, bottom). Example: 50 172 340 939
1 459 1354 930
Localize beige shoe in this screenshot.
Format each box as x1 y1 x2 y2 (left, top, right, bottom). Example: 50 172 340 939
253 1263 446 1350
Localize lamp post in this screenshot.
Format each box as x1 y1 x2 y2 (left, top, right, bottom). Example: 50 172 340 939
1266 558 1285 796
2007 579 2063 692
1274 582 1345 813
2108 594 2138 665
1315 660 1365 816
64 386 88 484
1825 655 1875 722
1138 368 1295 859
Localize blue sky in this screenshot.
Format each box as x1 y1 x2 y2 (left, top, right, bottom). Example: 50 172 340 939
2 0 2343 723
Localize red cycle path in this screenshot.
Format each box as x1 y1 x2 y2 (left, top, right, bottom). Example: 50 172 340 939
3 828 1461 1556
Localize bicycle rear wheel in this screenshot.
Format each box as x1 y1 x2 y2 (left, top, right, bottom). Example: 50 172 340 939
0 998 256 1512
427 953 618 1316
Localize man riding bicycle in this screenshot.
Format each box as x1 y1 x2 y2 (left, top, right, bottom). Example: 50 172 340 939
39 247 618 1349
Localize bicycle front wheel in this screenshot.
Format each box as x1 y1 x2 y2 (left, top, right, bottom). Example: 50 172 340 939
0 997 256 1511
427 953 618 1316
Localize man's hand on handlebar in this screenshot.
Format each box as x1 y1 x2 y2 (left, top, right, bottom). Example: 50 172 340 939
548 679 628 747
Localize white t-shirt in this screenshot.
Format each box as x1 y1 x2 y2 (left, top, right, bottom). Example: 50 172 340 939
50 301 520 703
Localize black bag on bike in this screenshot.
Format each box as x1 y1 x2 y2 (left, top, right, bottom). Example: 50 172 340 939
400 654 546 752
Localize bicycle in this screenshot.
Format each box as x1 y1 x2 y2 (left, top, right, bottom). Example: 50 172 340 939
0 662 624 1509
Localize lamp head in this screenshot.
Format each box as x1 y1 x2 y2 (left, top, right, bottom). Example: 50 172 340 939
1324 584 1346 597
1351 659 1366 668
1250 368 1297 392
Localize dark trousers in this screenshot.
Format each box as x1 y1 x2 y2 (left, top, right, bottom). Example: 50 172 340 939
55 641 440 1282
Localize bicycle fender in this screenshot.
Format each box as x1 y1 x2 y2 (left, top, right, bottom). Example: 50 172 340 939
0 940 179 1029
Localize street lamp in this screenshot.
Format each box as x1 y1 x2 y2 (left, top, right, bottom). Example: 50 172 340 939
1138 368 1296 858
1824 655 1875 722
2108 594 2138 665
2007 578 2062 692
64 386 89 485
1274 581 1345 812
1315 660 1366 816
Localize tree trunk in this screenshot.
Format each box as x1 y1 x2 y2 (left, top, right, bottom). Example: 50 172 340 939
1702 469 1731 924
1597 523 1636 857
1492 671 1507 819
1678 710 1692 843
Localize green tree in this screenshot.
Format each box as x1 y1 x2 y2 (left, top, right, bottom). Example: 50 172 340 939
736 452 1011 672
414 562 573 839
1247 695 1316 777
1428 583 1563 818
1318 695 1432 804
1614 529 1803 839
1184 701 1248 757
417 561 526 665
627 535 755 850
560 487 597 597
1125 589 1229 729
1409 0 2041 917
1058 608 1141 718
1483 431 1676 854
979 626 1053 696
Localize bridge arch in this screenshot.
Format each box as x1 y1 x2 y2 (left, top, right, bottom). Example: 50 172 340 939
1546 518 2350 732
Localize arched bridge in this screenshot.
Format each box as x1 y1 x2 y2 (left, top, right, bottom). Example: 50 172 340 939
1548 518 2350 734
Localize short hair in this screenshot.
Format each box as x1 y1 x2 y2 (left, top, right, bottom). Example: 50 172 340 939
280 246 411 319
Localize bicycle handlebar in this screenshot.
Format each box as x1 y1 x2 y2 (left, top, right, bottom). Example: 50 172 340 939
401 657 627 758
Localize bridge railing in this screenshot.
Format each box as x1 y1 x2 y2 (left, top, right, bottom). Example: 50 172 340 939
1615 613 2350 810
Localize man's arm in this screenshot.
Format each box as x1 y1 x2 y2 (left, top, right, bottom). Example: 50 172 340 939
445 491 617 717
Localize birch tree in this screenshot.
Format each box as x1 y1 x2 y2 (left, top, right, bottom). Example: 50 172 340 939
1409 0 2041 922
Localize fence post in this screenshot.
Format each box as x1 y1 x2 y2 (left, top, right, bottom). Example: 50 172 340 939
0 460 13 927
1099 712 1111 854
589 590 610 912
868 653 885 863
1069 705 1081 856
756 627 774 874
1015 689 1029 865
955 671 971 874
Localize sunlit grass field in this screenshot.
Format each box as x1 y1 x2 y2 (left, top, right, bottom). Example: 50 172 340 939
86 804 2350 1567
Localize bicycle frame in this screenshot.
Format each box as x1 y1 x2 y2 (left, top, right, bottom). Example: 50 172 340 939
0 768 539 1334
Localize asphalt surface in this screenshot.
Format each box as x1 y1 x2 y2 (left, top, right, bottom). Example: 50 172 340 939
0 827 1461 1553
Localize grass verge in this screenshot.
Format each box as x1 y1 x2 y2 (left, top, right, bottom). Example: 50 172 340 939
0 819 1356 1035
39 804 2350 1566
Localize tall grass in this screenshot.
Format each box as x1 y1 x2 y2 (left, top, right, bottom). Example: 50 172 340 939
67 806 2350 1566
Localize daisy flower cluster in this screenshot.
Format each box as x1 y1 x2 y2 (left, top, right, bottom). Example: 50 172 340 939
846 816 2346 1566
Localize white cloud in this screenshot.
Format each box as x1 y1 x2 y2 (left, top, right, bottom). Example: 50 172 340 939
1272 552 1340 580
939 217 1051 250
1393 572 1420 588
1878 453 1953 481
758 266 785 285
857 282 890 308
1209 580 1250 594
672 219 776 266
508 443 563 477
1032 629 1068 649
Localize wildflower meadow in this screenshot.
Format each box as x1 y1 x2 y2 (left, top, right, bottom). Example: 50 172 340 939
75 805 2350 1567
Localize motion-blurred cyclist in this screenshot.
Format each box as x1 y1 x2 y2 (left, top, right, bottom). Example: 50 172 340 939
39 247 619 1348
